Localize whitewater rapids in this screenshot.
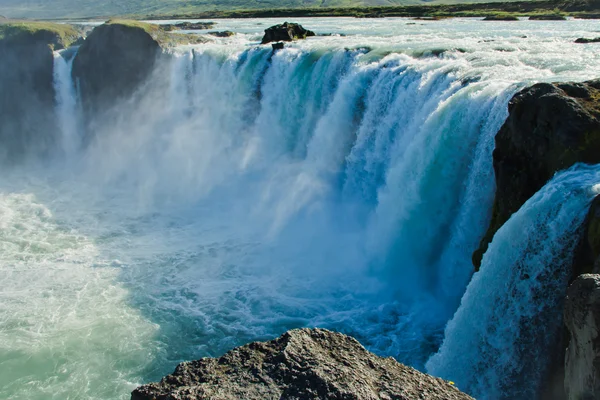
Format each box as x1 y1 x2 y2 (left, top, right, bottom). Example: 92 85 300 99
2 17 600 400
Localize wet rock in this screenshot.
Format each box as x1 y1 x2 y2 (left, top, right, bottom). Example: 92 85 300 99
529 15 567 20
483 15 519 21
272 42 284 51
575 37 600 43
208 30 235 37
161 21 215 31
473 80 600 270
564 274 600 400
131 328 473 400
261 22 315 44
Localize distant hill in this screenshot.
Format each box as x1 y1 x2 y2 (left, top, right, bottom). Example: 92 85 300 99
0 0 532 19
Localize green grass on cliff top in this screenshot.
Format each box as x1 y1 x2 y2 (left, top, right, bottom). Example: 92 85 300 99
104 19 208 46
0 21 80 46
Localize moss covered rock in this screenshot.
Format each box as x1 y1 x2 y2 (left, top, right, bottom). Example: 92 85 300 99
474 80 600 271
0 21 80 162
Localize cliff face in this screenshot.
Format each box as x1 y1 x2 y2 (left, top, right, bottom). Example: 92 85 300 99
0 22 80 162
72 21 162 124
132 328 473 400
473 80 600 271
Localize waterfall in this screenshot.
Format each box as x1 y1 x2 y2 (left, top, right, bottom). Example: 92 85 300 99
67 46 516 369
19 38 591 399
53 49 80 156
426 164 600 399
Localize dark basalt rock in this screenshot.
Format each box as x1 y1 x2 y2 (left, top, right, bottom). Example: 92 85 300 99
72 21 161 125
208 30 235 37
131 328 473 400
473 80 600 271
161 22 215 31
261 22 315 45
272 42 285 51
483 15 519 20
529 15 567 20
0 22 80 162
575 37 600 43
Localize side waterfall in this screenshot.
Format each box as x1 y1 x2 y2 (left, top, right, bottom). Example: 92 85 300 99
427 164 600 399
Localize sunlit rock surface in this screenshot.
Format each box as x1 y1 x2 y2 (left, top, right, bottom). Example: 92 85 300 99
132 329 472 400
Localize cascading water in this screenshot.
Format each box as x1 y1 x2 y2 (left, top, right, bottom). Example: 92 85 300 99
427 164 600 399
53 49 80 156
4 18 600 400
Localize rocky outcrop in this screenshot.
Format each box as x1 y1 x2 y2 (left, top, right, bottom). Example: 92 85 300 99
483 15 519 20
261 22 315 45
575 37 600 43
132 328 473 400
564 274 600 400
208 30 235 37
473 80 600 270
72 21 162 122
529 14 567 20
0 22 80 162
161 22 215 31
72 20 207 128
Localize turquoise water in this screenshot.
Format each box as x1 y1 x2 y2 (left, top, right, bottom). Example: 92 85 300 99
2 17 600 399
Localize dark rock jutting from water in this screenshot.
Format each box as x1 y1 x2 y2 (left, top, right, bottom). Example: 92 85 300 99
161 21 215 31
575 37 600 43
529 14 567 20
261 22 315 44
483 15 519 21
131 328 473 400
208 30 235 37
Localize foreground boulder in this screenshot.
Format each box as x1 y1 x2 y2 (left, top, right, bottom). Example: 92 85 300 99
473 80 600 270
261 22 315 44
564 274 600 400
132 328 472 400
0 21 80 162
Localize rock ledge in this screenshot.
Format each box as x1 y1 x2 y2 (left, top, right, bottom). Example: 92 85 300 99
132 328 472 400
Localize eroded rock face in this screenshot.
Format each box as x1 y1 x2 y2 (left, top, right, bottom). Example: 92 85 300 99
564 274 600 400
72 22 161 123
261 22 315 44
132 328 473 400
473 80 600 270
